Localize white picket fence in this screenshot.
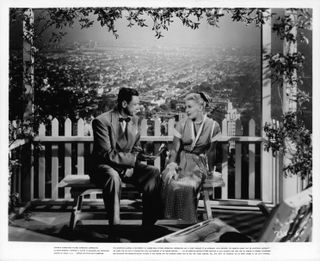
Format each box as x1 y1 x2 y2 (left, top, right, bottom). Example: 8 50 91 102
26 117 277 205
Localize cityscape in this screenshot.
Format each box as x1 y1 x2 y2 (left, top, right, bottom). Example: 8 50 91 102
38 40 261 129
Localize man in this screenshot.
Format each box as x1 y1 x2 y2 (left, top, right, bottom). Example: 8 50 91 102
90 87 162 230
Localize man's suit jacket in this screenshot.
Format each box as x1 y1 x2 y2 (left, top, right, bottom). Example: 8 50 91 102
91 109 142 172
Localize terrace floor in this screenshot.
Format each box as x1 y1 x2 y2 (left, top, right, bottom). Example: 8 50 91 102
9 199 267 243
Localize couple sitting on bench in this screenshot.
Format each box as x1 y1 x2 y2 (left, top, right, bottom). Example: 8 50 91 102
61 87 312 243
89 87 223 231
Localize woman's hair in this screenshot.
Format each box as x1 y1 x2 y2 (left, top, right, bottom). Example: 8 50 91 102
184 93 208 110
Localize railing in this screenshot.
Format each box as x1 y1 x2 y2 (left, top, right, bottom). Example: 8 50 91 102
26 117 275 206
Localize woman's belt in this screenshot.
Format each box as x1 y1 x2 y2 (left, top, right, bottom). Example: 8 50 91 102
181 149 197 155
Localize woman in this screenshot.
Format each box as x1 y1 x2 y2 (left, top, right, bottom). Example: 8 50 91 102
161 92 222 223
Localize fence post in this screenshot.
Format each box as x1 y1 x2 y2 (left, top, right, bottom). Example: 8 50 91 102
235 119 242 199
153 118 161 170
140 119 148 136
64 118 72 199
221 119 228 199
38 123 46 199
168 118 175 136
77 118 85 175
167 118 175 152
51 118 59 200
248 119 256 199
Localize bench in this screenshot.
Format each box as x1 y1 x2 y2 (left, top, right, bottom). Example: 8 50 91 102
200 174 225 220
59 174 222 230
58 175 102 229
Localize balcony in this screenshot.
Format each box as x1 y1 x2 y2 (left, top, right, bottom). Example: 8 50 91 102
6 8 312 246
8 117 282 242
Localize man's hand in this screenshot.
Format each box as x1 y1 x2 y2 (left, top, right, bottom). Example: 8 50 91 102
137 153 157 161
124 168 134 178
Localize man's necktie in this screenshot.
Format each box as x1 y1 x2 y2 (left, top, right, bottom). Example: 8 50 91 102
119 117 130 139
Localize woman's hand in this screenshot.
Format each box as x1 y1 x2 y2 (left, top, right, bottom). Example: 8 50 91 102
124 168 134 178
162 162 179 183
166 162 179 171
206 169 225 187
165 162 180 181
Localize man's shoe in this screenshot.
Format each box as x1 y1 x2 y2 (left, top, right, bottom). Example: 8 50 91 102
107 234 121 242
108 225 121 242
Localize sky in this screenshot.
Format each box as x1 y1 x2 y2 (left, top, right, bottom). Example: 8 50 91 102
56 9 261 48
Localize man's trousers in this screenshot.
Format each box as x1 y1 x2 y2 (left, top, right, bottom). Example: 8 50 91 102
90 162 162 226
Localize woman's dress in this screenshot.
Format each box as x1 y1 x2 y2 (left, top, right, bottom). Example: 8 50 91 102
161 116 221 223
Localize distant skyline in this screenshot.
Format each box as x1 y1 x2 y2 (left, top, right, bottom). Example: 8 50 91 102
44 9 261 48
